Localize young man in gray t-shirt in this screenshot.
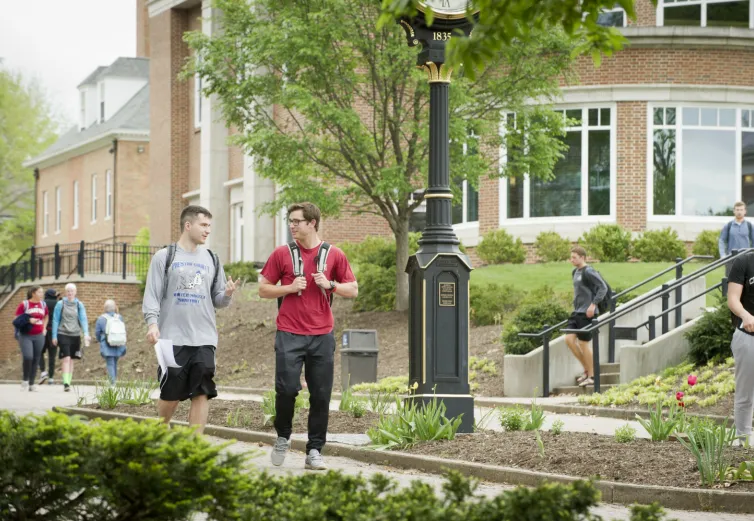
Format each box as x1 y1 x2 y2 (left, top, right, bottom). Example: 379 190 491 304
142 205 238 433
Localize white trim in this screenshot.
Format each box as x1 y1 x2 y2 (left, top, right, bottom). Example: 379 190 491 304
24 129 150 169
72 180 79 230
453 222 480 247
147 0 200 17
194 72 202 129
223 177 244 187
622 25 754 45
556 84 754 105
656 0 753 29
182 189 201 200
105 169 112 219
55 186 61 233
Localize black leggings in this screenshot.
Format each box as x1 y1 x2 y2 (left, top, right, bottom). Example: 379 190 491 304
39 330 57 378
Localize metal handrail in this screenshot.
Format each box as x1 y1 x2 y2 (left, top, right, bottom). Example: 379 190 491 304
613 255 714 299
634 279 726 331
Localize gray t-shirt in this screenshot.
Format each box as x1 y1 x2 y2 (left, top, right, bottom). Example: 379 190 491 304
142 245 232 347
58 300 82 336
572 265 608 314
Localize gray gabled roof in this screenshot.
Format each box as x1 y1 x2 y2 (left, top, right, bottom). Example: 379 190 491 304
77 57 150 87
27 84 149 166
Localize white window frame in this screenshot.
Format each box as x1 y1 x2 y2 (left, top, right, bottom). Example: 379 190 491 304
231 203 244 262
55 186 61 233
454 132 480 226
99 82 105 123
596 6 628 27
499 104 618 223
91 174 97 223
73 180 79 229
42 191 49 237
105 169 112 219
647 103 747 222
194 72 203 129
657 0 754 29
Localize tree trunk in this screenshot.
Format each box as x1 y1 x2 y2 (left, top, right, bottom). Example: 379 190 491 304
394 218 410 312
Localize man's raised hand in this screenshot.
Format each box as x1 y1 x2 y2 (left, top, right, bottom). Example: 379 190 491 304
225 276 240 297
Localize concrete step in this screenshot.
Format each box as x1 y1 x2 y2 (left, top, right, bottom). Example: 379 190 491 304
552 383 616 395
599 372 621 385
600 362 620 373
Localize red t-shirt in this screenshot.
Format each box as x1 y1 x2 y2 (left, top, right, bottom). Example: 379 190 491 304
260 241 356 335
15 300 49 336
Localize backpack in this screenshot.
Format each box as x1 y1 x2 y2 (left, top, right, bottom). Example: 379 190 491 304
574 267 613 315
162 244 220 300
725 220 754 251
277 241 332 309
102 314 127 346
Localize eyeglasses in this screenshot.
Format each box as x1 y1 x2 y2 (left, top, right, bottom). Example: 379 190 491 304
288 218 308 226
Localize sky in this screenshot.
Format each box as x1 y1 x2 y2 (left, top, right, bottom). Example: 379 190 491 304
0 0 137 127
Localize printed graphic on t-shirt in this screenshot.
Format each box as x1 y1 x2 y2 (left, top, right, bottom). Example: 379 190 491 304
171 261 211 306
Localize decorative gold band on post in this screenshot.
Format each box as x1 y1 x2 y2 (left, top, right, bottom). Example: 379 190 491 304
424 193 453 199
417 61 453 83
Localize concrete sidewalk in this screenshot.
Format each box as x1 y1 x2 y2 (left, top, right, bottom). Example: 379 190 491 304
1 384 750 521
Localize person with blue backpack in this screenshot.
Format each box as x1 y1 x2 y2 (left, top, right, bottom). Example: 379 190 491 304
719 201 754 274
95 299 127 384
52 283 91 392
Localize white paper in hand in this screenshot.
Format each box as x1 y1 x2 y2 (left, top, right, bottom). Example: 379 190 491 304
154 339 181 388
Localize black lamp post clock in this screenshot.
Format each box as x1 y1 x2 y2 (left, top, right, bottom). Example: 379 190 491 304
400 1 479 433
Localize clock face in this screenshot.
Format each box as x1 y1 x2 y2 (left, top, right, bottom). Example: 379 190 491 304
419 0 472 18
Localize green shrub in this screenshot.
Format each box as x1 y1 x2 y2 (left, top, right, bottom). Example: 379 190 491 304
550 418 565 435
534 231 571 262
612 285 639 306
522 284 572 309
224 261 259 282
579 223 632 262
133 226 151 295
469 283 523 326
632 228 687 262
353 264 396 312
501 301 571 355
692 230 721 260
685 294 734 366
341 233 424 270
351 375 408 394
499 406 528 431
477 229 526 265
367 395 463 449
615 424 637 443
0 411 248 521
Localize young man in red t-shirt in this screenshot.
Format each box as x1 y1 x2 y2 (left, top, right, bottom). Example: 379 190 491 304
259 202 358 470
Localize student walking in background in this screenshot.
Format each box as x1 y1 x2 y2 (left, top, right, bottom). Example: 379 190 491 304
52 283 91 392
38 288 60 385
96 299 127 384
719 201 754 275
15 285 49 391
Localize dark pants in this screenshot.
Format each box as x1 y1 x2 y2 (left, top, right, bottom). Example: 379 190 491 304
39 330 57 378
19 334 45 385
274 330 335 454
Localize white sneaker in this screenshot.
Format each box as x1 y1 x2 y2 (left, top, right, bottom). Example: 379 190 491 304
305 449 327 470
38 371 49 384
20 381 29 391
579 377 594 387
29 385 37 392
271 437 290 466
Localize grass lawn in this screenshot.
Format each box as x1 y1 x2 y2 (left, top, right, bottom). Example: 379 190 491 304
471 261 726 305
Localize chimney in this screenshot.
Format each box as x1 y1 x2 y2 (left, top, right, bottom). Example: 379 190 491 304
136 0 151 58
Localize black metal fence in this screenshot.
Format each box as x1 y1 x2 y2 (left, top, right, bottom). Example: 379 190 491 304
0 241 163 297
519 252 737 397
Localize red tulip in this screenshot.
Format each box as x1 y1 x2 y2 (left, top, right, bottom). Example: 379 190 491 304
688 375 697 386
676 391 684 401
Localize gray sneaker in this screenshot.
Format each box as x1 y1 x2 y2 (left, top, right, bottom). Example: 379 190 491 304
305 449 327 470
270 437 289 466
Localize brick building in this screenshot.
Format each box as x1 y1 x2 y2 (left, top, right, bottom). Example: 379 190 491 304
25 57 151 247
142 0 754 263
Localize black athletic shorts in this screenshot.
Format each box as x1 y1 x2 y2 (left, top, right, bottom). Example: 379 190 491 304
567 312 593 342
58 334 82 360
158 345 217 401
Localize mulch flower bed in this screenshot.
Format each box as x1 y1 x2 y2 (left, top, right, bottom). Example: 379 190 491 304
574 395 734 419
80 399 377 435
404 430 754 490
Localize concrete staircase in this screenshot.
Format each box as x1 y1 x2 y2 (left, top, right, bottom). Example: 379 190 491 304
552 363 620 395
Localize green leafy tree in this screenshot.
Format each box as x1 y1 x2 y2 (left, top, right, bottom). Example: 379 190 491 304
0 67 58 264
379 0 648 77
188 0 575 310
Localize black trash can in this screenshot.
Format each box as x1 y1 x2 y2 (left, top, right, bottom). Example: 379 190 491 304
340 329 379 388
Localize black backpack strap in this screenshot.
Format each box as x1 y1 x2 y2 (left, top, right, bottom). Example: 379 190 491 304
162 243 176 300
207 248 220 297
278 242 302 309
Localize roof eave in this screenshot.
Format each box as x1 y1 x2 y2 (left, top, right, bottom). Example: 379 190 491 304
24 129 150 170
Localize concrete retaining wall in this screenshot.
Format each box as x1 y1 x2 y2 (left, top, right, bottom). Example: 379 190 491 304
504 276 708 397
